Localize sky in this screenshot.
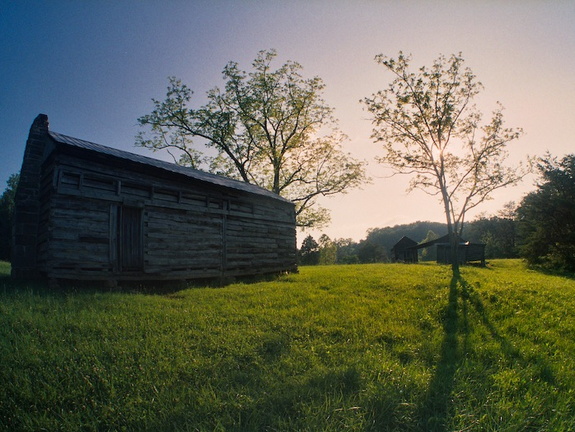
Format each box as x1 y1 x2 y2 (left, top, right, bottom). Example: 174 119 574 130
1 0 574 243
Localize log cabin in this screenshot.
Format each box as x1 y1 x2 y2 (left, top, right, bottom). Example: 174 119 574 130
12 114 297 284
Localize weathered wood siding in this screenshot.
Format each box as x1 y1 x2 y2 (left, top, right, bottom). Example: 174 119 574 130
391 236 419 263
36 148 296 281
436 243 486 266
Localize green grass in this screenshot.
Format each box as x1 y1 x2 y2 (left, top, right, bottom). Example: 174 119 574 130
1 260 575 431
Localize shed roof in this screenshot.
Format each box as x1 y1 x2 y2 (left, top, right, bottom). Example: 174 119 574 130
48 130 291 203
413 233 467 250
391 236 418 251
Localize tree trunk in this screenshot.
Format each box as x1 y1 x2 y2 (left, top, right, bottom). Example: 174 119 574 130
441 189 460 277
449 228 460 277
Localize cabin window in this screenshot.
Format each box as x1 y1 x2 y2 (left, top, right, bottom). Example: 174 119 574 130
118 206 144 271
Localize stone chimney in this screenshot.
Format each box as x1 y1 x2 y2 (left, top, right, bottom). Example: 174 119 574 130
11 114 50 279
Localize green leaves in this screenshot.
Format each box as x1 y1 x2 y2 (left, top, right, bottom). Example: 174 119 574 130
518 153 575 271
137 50 367 227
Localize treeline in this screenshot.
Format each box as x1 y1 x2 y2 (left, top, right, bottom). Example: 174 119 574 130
299 214 519 266
0 174 18 261
300 151 575 273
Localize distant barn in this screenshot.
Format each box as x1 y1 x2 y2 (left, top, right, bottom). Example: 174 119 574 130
436 242 486 266
12 114 297 284
391 236 419 263
417 234 485 266
391 233 485 266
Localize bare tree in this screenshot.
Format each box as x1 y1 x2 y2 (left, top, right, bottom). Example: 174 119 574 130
363 52 528 274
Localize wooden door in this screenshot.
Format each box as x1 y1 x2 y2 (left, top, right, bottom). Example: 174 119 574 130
119 206 143 271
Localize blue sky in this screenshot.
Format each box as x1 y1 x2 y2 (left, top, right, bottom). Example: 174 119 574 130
2 1 574 241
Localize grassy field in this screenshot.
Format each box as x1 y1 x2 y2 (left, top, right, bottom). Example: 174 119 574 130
1 260 575 431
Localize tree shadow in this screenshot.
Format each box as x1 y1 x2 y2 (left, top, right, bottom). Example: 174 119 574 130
417 274 460 431
459 278 521 361
418 271 557 431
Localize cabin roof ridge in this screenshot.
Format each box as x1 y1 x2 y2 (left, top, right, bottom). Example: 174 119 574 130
48 129 291 203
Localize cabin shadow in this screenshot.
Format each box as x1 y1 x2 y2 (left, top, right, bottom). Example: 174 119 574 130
0 270 291 296
0 270 11 284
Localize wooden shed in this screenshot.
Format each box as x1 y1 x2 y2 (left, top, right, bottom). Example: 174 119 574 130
391 233 486 266
436 242 486 266
417 234 486 266
391 236 419 263
12 114 297 284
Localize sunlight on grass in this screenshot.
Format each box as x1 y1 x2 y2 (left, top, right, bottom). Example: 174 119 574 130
1 260 575 430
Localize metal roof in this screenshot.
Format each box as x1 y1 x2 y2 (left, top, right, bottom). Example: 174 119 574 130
410 233 468 250
48 130 291 203
391 236 418 250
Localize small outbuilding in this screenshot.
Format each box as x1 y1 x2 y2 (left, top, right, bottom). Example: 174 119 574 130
391 236 419 263
12 114 297 284
436 242 486 266
391 233 486 266
415 234 486 266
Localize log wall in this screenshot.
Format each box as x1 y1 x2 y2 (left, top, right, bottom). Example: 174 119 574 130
36 149 296 282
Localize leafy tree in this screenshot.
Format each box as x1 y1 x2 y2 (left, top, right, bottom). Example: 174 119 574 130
466 203 518 259
363 52 527 274
419 229 439 261
137 49 367 227
318 234 337 265
357 240 388 264
0 173 19 261
299 235 320 265
517 154 575 271
334 238 359 264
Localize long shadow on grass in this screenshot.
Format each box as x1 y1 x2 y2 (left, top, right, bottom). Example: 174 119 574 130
417 274 460 431
459 279 520 360
459 278 557 386
418 272 557 431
